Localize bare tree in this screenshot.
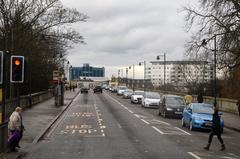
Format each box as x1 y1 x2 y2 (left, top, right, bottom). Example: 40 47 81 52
0 0 88 93
184 0 240 70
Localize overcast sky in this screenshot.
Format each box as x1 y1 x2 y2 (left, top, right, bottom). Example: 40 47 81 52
61 0 191 78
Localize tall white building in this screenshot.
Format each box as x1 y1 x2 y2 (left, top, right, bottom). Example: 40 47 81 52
145 61 214 87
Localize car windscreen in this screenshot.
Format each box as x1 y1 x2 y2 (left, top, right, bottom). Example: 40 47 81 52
134 92 144 95
166 97 185 107
146 93 160 99
125 90 133 93
193 104 214 114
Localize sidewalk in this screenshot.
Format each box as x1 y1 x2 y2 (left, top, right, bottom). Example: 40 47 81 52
222 112 240 132
0 89 80 159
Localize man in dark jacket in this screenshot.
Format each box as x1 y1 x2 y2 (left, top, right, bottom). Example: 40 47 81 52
204 107 225 151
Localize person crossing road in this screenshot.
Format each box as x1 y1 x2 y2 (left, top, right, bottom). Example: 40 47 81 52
204 107 225 151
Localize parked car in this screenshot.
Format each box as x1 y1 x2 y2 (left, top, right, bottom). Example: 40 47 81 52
117 86 127 95
182 103 224 131
159 95 186 118
111 86 118 93
93 86 103 93
81 87 88 93
142 92 161 108
131 91 145 104
123 90 133 99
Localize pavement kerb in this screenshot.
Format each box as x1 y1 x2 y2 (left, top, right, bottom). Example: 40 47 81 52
225 125 240 133
32 90 80 144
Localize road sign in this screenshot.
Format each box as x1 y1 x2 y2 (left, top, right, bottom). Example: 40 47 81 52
53 70 60 80
0 51 3 85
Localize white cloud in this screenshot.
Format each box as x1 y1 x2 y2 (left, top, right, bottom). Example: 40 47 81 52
61 0 191 78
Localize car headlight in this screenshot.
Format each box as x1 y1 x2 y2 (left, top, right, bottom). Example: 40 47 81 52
145 100 150 103
166 108 173 111
194 116 202 121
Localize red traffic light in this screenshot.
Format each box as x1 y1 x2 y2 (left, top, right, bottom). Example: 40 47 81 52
10 56 25 83
15 59 21 66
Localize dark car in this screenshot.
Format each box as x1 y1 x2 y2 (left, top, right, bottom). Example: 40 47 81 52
93 86 102 93
81 87 88 93
159 95 186 118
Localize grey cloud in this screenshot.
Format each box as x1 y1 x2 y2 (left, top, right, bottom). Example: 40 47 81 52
62 0 191 77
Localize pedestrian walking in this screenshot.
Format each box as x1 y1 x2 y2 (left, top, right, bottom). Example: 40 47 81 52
204 107 225 151
8 107 25 152
197 92 203 103
236 99 240 116
184 92 193 105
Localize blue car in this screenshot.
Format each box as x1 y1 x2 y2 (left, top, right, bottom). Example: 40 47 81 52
182 103 224 132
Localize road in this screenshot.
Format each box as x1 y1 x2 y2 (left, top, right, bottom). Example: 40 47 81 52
24 90 240 159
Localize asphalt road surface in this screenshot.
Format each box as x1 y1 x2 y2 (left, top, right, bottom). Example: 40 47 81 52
25 90 240 159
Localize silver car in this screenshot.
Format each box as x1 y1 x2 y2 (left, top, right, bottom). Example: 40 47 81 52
123 90 133 99
142 92 161 108
131 91 145 104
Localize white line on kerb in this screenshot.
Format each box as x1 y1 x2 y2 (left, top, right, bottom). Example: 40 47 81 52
152 126 164 134
188 152 202 159
141 119 150 125
174 127 191 135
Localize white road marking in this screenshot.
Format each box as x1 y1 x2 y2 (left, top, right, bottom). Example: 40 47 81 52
141 119 150 125
134 114 140 118
152 126 164 134
149 119 170 125
174 127 191 135
227 153 240 158
117 124 122 128
188 152 202 159
128 110 134 114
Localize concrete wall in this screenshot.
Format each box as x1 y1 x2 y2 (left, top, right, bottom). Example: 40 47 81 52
5 90 53 119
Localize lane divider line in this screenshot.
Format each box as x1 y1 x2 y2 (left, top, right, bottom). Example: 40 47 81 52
134 114 140 118
128 110 134 114
152 126 164 134
141 119 150 125
174 127 191 135
188 152 202 159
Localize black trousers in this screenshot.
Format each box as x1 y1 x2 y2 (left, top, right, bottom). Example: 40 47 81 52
208 131 224 144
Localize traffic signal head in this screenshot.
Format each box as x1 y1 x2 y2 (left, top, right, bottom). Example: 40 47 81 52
11 56 24 83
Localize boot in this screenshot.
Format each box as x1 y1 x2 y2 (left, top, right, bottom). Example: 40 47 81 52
203 143 210 150
220 144 225 151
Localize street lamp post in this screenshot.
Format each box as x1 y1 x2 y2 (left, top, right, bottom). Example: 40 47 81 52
129 65 135 91
139 61 146 91
201 35 217 107
156 53 166 91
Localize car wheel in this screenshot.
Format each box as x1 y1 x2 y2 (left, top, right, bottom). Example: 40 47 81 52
181 118 185 127
131 100 134 104
189 120 194 131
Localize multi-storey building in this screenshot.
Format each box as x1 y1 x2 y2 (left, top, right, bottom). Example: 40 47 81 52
71 63 105 80
145 61 214 87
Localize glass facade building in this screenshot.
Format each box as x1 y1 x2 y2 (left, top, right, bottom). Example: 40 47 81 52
71 64 105 80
